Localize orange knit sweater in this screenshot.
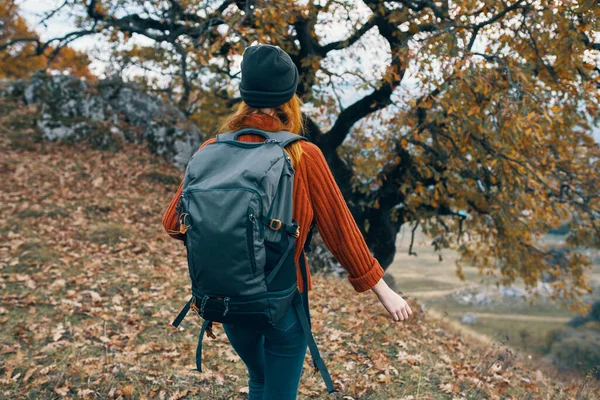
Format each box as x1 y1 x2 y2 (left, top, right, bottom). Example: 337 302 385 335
161 114 384 293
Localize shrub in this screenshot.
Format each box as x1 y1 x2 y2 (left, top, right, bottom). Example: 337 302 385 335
543 326 572 353
569 300 600 328
547 334 600 378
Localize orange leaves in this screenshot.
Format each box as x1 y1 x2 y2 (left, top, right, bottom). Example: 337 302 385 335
467 105 480 117
0 3 93 80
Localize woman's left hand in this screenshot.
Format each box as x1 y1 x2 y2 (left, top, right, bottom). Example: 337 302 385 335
371 278 413 322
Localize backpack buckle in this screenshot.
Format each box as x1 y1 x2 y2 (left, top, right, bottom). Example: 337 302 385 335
269 219 282 231
179 213 191 234
190 296 200 315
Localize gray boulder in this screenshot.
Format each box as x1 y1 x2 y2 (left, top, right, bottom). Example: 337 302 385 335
0 71 204 169
498 285 525 299
452 288 492 306
461 313 478 325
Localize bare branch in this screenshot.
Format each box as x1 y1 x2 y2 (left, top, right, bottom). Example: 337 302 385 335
317 15 377 55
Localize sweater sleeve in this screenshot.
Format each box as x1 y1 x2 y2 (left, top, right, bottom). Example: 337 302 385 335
161 138 216 240
304 143 385 292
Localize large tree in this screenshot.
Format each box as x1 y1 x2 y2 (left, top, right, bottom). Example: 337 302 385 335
3 0 599 311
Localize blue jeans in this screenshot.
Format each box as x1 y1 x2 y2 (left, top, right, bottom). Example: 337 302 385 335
223 305 308 400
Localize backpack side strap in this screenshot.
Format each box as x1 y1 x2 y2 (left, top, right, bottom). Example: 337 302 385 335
172 297 193 328
195 319 213 372
293 289 338 393
265 235 297 285
296 250 338 394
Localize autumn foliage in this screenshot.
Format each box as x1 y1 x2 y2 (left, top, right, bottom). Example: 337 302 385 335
0 1 93 80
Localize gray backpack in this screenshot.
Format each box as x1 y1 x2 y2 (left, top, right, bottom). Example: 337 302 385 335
171 128 337 394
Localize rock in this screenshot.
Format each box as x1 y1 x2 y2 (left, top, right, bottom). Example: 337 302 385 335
498 285 525 299
0 79 25 98
382 273 398 292
461 313 478 325
451 288 492 306
305 231 343 276
0 71 204 169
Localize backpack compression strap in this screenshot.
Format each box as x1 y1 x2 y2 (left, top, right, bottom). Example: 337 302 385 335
295 248 338 394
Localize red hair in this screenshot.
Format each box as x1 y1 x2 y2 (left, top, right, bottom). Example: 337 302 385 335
220 94 304 169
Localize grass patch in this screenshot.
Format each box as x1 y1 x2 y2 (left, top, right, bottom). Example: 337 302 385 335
86 222 131 246
6 127 43 152
465 317 566 354
16 241 60 267
85 203 113 215
140 171 180 186
18 205 69 219
1 102 44 151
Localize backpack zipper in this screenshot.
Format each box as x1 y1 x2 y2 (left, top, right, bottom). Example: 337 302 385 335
247 207 258 275
183 187 264 226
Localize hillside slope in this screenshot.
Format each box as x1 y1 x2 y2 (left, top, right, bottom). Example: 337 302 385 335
0 99 598 399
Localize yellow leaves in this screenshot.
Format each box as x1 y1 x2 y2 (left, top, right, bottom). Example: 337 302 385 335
0 4 93 80
467 106 480 117
94 1 106 15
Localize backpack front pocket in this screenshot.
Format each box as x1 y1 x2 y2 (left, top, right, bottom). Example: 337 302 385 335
184 187 266 297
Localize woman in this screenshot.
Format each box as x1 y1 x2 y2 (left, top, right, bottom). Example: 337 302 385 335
162 44 412 399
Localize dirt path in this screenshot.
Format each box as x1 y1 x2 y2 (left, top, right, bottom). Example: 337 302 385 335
447 312 571 323
405 287 471 299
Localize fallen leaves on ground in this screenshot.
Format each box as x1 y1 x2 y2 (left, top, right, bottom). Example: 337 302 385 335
0 101 597 399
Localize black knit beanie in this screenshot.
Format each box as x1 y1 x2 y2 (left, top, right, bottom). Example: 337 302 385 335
239 44 299 108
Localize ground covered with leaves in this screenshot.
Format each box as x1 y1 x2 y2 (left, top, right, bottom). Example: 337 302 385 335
1 100 598 399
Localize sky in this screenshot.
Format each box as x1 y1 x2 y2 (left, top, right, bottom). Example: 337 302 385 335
17 0 600 143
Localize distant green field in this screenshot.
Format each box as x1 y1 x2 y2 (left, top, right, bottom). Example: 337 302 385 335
467 318 566 354
389 224 600 363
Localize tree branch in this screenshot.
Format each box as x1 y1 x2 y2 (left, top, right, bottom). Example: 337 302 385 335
317 15 377 55
319 12 409 156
